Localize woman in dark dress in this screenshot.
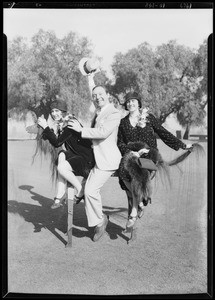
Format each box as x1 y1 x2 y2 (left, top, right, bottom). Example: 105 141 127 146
37 100 95 209
117 92 192 230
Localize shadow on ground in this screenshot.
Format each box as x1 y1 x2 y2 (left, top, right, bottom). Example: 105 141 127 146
8 185 129 245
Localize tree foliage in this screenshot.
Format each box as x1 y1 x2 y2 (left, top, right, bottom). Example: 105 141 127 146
7 30 108 121
109 40 208 132
8 32 207 133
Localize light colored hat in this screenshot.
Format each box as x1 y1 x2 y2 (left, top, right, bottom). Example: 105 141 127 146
79 57 100 76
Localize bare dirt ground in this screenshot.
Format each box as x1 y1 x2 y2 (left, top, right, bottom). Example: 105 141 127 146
6 139 208 296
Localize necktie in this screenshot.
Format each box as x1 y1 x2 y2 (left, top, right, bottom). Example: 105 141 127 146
91 109 100 128
91 114 97 128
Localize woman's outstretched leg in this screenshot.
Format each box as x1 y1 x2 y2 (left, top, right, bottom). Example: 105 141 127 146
55 174 67 199
123 180 138 218
122 180 139 233
125 189 133 217
57 160 83 197
51 152 68 209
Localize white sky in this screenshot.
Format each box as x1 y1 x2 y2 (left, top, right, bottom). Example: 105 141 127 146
3 8 213 76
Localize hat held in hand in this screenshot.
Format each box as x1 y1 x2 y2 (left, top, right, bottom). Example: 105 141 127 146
79 57 100 76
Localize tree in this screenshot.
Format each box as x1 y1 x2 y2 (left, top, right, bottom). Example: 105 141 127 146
109 43 156 105
8 48 46 119
7 36 28 64
7 30 98 121
109 40 207 134
175 40 208 138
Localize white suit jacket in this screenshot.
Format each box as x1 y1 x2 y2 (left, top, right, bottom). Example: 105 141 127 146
81 103 122 171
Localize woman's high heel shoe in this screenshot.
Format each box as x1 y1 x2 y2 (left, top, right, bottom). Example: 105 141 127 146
51 193 67 209
124 215 137 233
142 197 152 206
137 204 144 219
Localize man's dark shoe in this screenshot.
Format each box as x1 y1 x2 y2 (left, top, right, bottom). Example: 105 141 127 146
93 215 109 242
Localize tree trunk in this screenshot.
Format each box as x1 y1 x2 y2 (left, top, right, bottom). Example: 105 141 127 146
183 124 190 139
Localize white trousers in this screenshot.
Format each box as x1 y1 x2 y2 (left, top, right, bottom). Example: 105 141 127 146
84 166 114 227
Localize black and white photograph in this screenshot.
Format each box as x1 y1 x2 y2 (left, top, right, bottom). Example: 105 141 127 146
4 2 213 297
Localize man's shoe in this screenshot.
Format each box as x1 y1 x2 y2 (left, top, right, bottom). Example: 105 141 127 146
93 215 109 242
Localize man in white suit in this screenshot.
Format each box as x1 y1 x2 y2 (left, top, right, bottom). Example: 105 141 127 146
69 83 122 241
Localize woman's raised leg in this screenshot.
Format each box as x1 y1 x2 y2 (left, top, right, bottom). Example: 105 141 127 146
57 160 83 197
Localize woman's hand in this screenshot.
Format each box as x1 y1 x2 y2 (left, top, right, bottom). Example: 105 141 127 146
68 120 82 133
130 148 150 158
131 151 140 157
185 144 193 150
138 148 150 156
37 115 48 129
